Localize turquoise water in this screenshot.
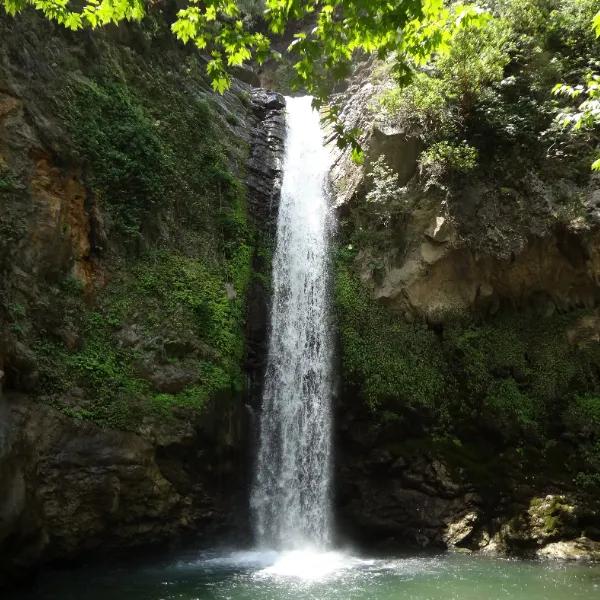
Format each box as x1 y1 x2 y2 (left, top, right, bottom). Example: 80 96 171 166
9 549 600 599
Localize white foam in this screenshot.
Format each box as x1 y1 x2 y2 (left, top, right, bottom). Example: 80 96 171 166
253 549 370 582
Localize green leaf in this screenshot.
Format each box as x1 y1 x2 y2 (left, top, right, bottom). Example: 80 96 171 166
64 12 83 30
351 146 365 165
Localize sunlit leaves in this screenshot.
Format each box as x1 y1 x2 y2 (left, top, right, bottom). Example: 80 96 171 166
2 0 488 148
2 0 484 99
0 0 145 29
2 0 26 16
264 1 490 151
171 1 271 90
552 11 600 170
171 7 201 44
63 11 82 30
207 55 231 93
554 73 600 170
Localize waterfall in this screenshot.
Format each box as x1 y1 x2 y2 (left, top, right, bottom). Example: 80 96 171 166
251 96 334 549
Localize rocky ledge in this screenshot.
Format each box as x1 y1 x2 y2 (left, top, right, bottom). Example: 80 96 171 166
336 432 600 562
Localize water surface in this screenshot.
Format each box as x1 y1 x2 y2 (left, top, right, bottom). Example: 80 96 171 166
10 549 600 600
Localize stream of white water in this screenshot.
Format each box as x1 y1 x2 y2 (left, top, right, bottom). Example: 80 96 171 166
250 95 334 550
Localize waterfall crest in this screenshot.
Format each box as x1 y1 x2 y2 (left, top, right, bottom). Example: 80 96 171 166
251 96 333 549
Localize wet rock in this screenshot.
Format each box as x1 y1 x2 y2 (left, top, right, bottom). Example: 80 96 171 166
0 399 184 578
246 89 285 230
230 65 260 88
244 89 286 410
444 512 479 546
336 446 474 550
537 538 600 561
528 495 578 544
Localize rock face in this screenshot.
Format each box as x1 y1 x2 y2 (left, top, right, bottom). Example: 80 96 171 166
330 63 600 560
335 418 600 559
330 64 600 322
0 15 285 585
244 90 285 411
361 216 600 323
537 538 600 561
336 441 480 549
246 90 286 227
2 398 190 569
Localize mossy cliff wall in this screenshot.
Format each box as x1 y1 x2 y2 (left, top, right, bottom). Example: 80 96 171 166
0 12 284 582
330 62 600 559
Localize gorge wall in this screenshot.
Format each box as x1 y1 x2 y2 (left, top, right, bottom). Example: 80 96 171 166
2 1 600 586
329 60 600 559
0 12 284 583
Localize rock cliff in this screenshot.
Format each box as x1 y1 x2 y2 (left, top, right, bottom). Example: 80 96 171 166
330 63 600 560
0 13 284 583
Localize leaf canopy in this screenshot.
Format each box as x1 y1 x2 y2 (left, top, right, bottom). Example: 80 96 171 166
1 0 487 97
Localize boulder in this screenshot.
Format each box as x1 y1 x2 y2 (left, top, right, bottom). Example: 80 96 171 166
537 538 600 561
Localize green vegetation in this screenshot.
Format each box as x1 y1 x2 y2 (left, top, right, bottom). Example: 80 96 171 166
418 141 478 188
327 0 600 496
64 81 173 237
554 74 600 171
565 395 600 434
564 395 600 489
364 157 411 228
36 246 251 429
378 0 600 183
1 0 490 156
335 247 600 484
4 1 597 166
335 247 600 492
0 45 258 430
2 0 599 507
0 174 15 192
335 246 446 418
529 495 576 539
61 75 246 245
0 1 486 98
0 159 17 192
552 8 600 170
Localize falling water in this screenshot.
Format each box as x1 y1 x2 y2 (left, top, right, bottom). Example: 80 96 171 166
251 96 334 549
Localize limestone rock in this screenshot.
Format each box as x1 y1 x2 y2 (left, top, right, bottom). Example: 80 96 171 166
537 538 600 561
367 125 421 187
444 512 479 546
528 495 578 544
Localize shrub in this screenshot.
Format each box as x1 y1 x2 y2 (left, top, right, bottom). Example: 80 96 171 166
335 249 446 416
376 0 600 186
64 81 172 236
564 395 600 437
418 141 478 187
365 156 410 227
483 378 539 435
